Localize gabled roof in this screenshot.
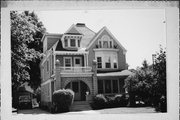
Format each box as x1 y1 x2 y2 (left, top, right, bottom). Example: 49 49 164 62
86 26 127 53
65 23 96 48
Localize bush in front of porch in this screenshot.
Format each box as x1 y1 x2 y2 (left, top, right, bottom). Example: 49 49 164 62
90 94 128 110
52 89 74 113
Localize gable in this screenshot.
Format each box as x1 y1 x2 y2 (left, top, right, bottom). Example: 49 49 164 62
66 25 81 34
86 27 126 53
47 37 59 50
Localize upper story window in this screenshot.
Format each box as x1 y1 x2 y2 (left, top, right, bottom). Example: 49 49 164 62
105 57 111 68
70 39 76 47
78 40 80 47
63 35 82 48
98 35 113 49
64 39 68 47
97 57 102 68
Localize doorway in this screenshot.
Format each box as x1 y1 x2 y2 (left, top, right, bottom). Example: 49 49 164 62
65 81 89 101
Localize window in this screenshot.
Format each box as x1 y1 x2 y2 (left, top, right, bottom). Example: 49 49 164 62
64 39 68 47
105 57 111 68
98 79 123 94
114 62 117 68
105 80 111 93
103 41 108 48
112 80 118 93
70 39 76 47
97 57 102 68
64 58 72 67
119 79 125 93
75 58 80 64
110 41 112 48
106 63 111 68
78 40 80 47
98 80 103 93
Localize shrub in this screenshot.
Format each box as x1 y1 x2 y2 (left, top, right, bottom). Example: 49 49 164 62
91 94 107 109
52 89 74 113
114 94 128 107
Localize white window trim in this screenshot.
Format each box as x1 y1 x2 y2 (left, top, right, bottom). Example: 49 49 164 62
63 57 72 67
74 57 82 67
97 56 102 68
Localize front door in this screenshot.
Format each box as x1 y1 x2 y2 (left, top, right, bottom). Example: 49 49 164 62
72 81 81 101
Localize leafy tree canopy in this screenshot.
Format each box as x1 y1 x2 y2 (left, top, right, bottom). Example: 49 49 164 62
11 11 46 91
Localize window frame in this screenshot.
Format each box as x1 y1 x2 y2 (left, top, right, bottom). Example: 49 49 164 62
64 57 72 68
97 57 102 68
70 39 76 47
64 38 68 47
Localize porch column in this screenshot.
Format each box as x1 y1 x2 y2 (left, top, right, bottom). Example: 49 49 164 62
92 60 98 96
55 59 62 90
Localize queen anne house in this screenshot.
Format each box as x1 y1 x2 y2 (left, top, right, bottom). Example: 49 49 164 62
40 23 133 109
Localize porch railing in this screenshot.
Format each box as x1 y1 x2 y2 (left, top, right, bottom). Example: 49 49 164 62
59 67 92 73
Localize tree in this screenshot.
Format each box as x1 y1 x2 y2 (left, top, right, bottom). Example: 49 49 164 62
152 47 166 112
11 11 46 107
125 46 166 110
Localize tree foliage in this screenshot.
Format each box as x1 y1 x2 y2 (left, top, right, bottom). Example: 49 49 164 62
125 47 166 110
11 11 46 94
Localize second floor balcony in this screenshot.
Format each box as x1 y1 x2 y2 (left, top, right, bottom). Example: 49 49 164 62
59 66 92 74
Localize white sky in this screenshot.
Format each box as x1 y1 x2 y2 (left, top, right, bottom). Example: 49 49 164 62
36 9 166 69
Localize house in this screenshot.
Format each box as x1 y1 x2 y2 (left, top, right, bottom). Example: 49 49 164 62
40 23 133 109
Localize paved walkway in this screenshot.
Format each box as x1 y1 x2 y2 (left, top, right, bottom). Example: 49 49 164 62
16 107 156 115
70 101 92 111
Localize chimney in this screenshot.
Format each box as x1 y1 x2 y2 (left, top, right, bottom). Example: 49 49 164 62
76 23 85 27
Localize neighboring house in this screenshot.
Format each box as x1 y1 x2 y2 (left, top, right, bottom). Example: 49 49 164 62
40 23 133 109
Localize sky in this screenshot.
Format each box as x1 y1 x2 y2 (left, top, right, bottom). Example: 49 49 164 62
36 9 166 69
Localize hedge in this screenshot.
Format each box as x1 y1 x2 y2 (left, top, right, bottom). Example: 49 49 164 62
52 89 74 113
90 94 128 109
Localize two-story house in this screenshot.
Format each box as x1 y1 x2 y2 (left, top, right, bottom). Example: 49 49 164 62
40 23 133 110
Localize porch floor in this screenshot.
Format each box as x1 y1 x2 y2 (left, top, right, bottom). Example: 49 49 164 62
70 101 92 112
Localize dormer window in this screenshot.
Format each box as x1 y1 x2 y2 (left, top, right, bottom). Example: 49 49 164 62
70 39 76 47
64 39 68 47
78 40 80 47
63 35 82 48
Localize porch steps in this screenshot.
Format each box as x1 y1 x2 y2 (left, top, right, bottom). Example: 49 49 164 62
70 101 92 112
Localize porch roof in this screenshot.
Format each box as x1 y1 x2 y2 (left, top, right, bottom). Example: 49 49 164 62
97 70 134 77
